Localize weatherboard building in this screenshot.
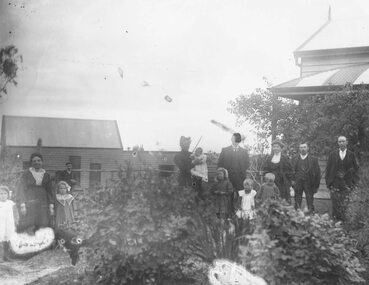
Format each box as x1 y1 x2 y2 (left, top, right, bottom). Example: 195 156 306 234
272 15 369 99
1 115 178 189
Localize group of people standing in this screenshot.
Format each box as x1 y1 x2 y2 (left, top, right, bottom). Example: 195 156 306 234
174 133 359 222
0 153 77 262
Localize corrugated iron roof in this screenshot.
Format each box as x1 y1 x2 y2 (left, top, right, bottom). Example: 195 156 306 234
296 17 369 53
271 64 369 100
2 116 123 149
273 64 369 89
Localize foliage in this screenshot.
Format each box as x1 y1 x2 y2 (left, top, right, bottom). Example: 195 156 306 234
69 160 368 285
0 152 23 196
71 163 257 284
71 165 216 284
71 169 193 284
239 200 366 285
0 45 22 97
228 85 298 144
288 86 369 159
346 166 369 259
229 84 369 158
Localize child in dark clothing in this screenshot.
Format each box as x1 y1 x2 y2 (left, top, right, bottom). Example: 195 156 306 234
256 173 279 205
211 168 234 219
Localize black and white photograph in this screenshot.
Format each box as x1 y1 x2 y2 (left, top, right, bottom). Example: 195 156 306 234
1 0 369 284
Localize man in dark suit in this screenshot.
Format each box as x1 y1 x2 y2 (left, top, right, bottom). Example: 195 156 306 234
325 136 359 221
292 143 321 213
58 162 77 190
218 133 250 207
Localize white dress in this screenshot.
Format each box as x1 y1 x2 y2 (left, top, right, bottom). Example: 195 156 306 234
0 200 16 241
190 154 209 182
237 190 257 219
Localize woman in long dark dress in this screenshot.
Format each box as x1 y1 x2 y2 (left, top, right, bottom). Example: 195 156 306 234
16 153 55 232
262 140 293 203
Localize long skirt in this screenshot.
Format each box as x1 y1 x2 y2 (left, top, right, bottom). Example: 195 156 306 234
18 199 50 232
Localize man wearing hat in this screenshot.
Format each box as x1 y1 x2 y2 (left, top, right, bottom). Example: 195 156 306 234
58 162 77 190
218 133 250 210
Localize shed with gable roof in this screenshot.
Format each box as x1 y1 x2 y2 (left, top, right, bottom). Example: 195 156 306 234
1 115 124 188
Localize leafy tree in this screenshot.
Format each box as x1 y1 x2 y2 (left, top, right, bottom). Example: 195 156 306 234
294 86 369 160
0 45 22 97
229 84 369 159
228 85 298 148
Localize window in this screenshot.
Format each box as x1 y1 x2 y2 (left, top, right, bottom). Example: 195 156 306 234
69 156 81 184
158 164 175 178
89 163 101 187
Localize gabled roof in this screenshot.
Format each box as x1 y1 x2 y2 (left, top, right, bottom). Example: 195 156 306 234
295 17 369 57
1 116 123 149
271 64 369 99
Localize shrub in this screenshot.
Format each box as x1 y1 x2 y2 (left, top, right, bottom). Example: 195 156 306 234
345 166 369 283
239 200 366 285
0 152 22 193
71 168 197 284
346 167 369 257
71 164 256 284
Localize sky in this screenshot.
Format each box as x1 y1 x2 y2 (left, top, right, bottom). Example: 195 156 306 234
1 0 369 152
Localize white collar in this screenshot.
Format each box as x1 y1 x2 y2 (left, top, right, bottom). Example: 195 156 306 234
300 153 308 160
271 152 281 163
56 194 74 206
339 148 347 159
29 167 45 174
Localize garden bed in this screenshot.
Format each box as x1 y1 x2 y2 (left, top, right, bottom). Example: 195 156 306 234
0 249 74 285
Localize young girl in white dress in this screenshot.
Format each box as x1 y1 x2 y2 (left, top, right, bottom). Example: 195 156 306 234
0 185 18 261
55 181 75 228
237 179 257 220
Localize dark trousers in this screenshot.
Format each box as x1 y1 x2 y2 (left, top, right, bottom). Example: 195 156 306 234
229 172 245 213
329 178 353 221
294 179 315 212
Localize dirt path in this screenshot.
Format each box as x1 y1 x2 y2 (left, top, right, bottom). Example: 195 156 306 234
0 249 73 285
